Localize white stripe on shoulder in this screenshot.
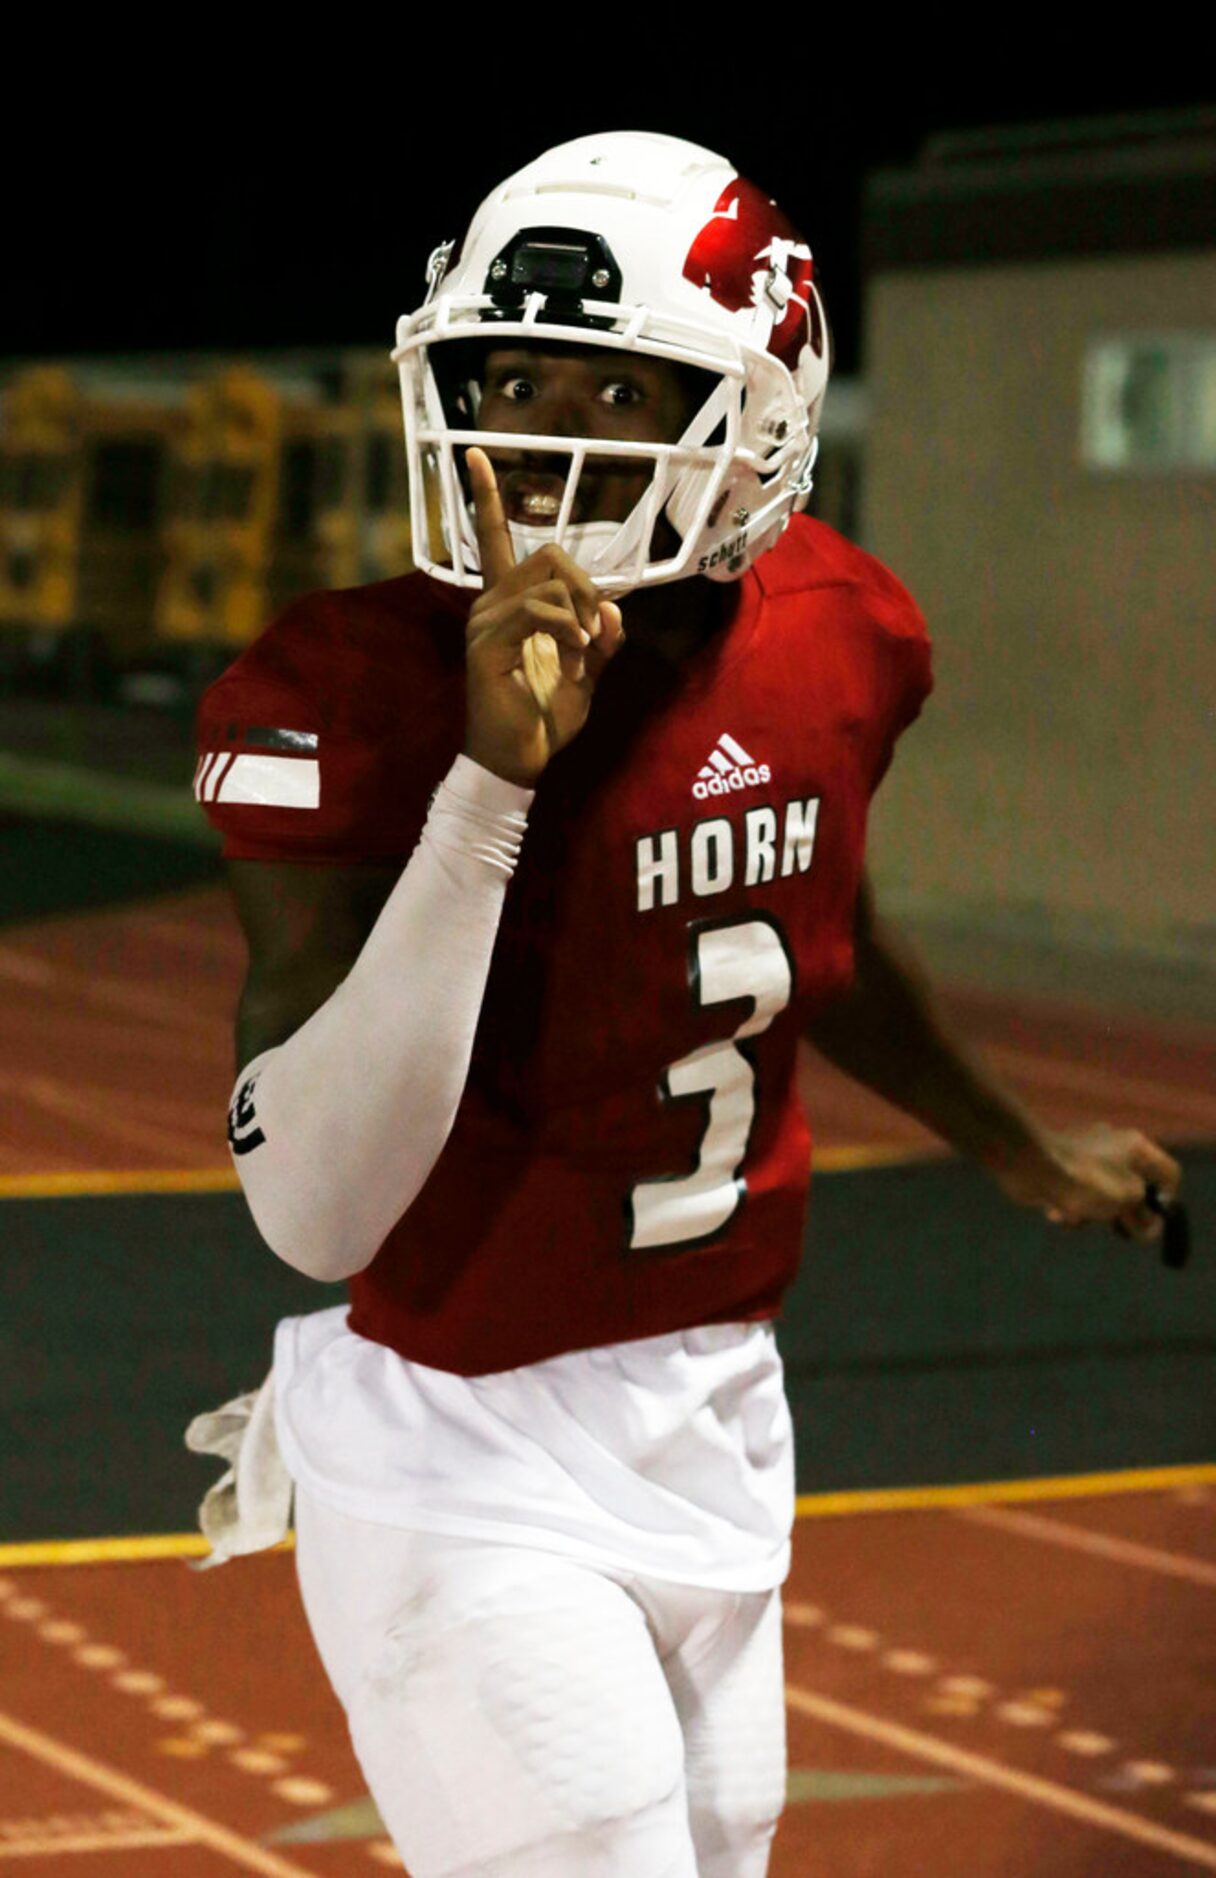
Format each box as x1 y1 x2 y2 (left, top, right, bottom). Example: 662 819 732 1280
214 753 321 810
194 752 219 801
204 752 235 802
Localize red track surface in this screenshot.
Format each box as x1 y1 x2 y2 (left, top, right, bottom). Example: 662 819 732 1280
4 886 1214 1870
4 883 1215 1176
3 1484 1215 1873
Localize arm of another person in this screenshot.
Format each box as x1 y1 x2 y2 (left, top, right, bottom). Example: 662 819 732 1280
803 870 1182 1243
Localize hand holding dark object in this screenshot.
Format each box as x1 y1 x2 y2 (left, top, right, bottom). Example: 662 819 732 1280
991 1122 1186 1261
463 447 625 788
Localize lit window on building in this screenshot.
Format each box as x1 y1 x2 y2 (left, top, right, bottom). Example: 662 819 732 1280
1082 335 1216 471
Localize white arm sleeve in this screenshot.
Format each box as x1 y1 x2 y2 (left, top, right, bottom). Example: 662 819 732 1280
227 754 534 1282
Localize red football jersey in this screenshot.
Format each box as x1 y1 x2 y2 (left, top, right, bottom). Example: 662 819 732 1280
197 516 932 1374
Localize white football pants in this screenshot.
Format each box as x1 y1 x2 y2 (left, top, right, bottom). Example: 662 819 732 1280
294 1485 787 1876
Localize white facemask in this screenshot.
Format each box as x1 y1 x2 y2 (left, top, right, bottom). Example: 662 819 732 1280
503 518 621 568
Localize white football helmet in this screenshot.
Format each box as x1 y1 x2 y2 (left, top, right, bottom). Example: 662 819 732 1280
392 130 830 594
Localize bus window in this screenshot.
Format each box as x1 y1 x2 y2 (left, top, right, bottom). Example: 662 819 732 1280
317 435 346 510
209 464 256 523
87 441 162 531
167 462 201 520
279 439 317 540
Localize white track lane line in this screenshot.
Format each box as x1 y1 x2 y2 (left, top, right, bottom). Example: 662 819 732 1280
0 1822 196 1858
955 1506 1216 1588
0 1709 318 1878
784 1683 1216 1869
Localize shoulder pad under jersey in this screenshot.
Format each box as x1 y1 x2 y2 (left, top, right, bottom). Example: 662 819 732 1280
194 576 468 863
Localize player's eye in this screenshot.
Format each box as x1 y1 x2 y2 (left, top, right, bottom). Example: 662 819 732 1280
600 380 644 407
502 377 536 401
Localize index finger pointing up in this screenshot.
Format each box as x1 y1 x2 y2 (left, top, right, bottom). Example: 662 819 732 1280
465 447 515 587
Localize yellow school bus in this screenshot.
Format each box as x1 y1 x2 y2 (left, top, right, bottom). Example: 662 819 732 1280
0 366 185 680
74 381 182 670
270 391 361 609
0 367 82 639
156 364 382 650
339 355 414 585
156 367 285 648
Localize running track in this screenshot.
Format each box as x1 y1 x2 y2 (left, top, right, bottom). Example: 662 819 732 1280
2 882 1213 1872
4 1481 1216 1874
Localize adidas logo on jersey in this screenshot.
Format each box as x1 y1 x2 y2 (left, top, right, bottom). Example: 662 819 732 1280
693 733 771 800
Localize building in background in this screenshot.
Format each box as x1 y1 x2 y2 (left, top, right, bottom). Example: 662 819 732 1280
859 107 1215 981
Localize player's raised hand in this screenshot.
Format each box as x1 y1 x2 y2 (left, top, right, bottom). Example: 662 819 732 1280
462 448 625 787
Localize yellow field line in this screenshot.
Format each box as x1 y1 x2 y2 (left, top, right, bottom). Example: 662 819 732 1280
0 1708 320 1878
784 1682 1216 1870
793 1462 1216 1518
0 1145 936 1202
815 1142 944 1172
0 1168 239 1200
2 1465 1212 1570
0 1534 292 1568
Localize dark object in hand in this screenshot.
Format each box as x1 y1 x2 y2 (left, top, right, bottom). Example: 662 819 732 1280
1146 1183 1191 1270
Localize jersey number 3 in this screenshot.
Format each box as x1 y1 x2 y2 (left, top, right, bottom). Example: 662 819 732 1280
628 915 793 1251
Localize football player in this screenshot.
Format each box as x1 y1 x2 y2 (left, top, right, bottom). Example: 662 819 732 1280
192 132 1182 1877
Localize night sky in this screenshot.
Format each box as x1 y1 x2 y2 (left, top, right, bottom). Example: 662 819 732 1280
9 70 1208 376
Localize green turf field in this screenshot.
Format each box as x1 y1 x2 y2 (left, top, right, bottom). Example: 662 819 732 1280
4 1151 1211 1543
0 815 220 926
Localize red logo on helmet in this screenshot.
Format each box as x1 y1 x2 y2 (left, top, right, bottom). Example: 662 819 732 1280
682 179 822 373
